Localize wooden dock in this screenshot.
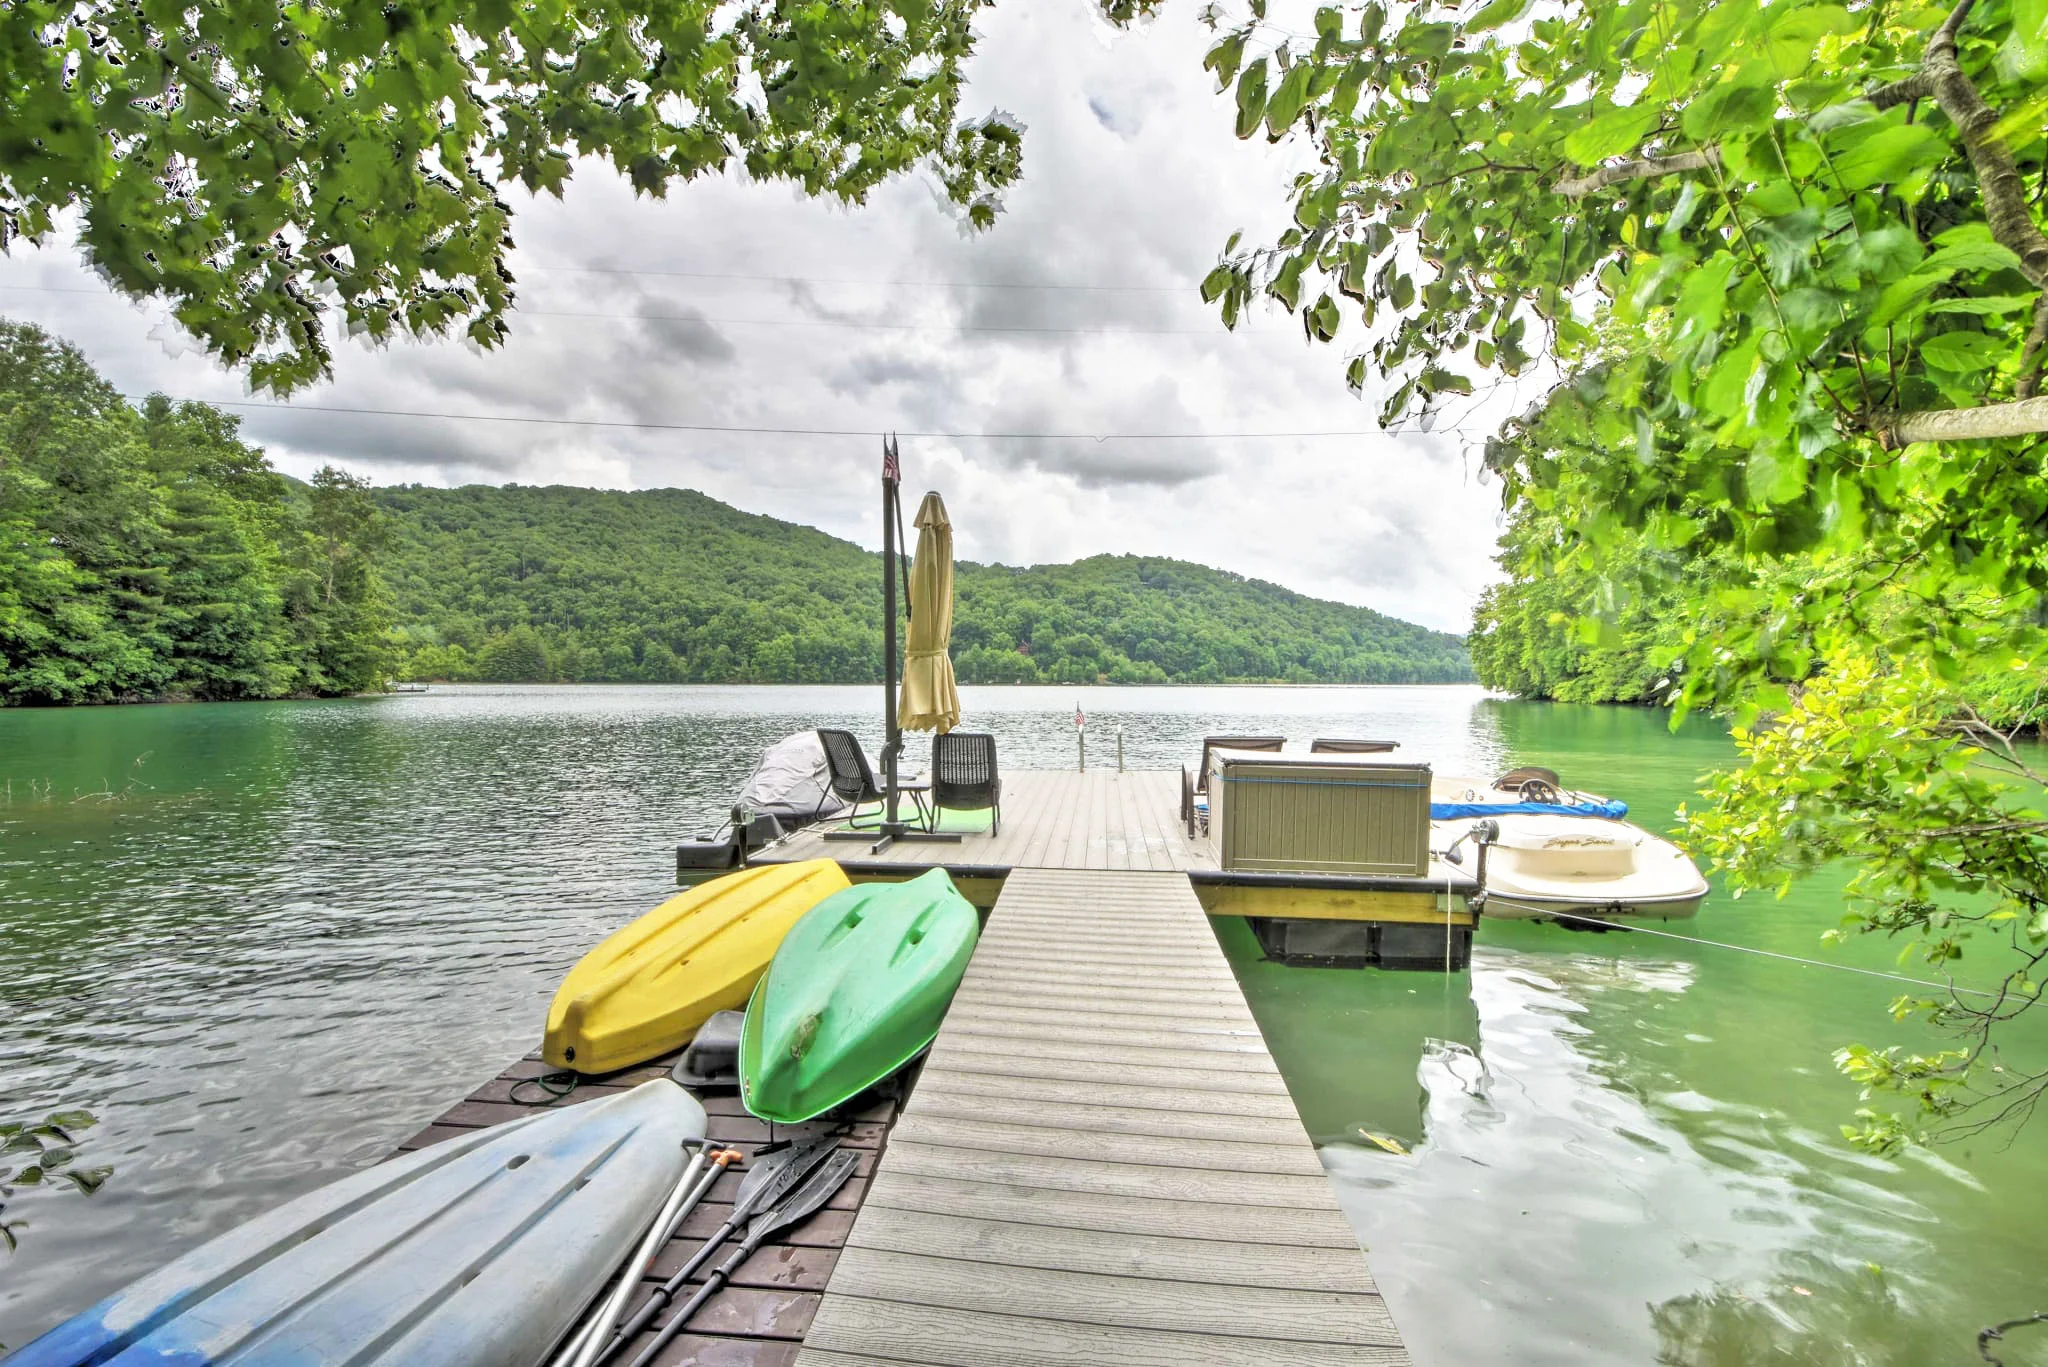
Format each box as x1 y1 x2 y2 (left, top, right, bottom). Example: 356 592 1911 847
795 867 1409 1365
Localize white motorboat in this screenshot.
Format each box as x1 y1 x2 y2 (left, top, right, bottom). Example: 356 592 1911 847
1432 769 1709 921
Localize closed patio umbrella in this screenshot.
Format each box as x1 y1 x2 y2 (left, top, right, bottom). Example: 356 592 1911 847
898 491 959 734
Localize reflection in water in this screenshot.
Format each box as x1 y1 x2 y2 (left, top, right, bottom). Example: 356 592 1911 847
3 684 2046 1365
1649 1261 1959 1367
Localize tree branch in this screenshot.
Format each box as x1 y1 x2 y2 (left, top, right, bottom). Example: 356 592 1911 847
1868 73 1934 109
1921 0 2048 289
1555 148 1721 199
2018 293 2048 400
1887 394 2048 443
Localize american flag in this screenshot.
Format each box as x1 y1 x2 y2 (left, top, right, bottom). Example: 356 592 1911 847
1074 702 1085 730
882 436 900 483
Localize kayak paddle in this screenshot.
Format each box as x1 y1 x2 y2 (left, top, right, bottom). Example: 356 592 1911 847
623 1147 861 1367
553 1143 740 1367
587 1132 842 1367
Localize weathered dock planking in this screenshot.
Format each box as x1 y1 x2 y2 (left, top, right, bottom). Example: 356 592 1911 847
393 1053 907 1367
794 867 1411 1366
754 768 1477 927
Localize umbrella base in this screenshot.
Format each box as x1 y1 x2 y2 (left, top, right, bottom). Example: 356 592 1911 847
852 822 963 856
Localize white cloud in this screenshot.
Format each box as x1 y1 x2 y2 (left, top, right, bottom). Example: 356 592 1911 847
0 2 1518 632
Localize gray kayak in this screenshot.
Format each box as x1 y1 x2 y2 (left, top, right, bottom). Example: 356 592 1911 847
5 1079 705 1367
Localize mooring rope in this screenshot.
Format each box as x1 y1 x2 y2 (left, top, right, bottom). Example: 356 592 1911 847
1535 910 2005 1000
509 1070 580 1105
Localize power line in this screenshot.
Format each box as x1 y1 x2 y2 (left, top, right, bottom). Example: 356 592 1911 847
515 262 1201 294
181 397 1420 441
0 284 1271 337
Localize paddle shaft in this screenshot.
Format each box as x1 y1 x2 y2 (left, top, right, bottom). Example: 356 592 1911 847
621 1234 766 1367
560 1147 736 1367
589 1210 739 1365
621 1149 859 1367
594 1135 839 1361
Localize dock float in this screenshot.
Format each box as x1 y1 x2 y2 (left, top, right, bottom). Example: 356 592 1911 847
795 867 1410 1365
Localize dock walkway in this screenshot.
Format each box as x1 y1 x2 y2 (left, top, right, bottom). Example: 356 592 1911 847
796 867 1409 1365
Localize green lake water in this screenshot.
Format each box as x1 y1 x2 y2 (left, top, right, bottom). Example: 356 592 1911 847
1 684 2042 1363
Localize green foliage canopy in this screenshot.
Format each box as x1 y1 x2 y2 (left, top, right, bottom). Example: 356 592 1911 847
1202 0 2048 706
1206 0 2048 1143
0 319 389 703
2 1 1154 392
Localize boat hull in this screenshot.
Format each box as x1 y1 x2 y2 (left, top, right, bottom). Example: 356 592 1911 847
1431 780 1709 923
545 859 851 1074
6 1080 705 1367
740 867 979 1124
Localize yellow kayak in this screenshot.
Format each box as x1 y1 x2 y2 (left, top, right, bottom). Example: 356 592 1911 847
544 859 850 1075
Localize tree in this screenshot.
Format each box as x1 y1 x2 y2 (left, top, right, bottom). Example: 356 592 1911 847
4 1 1156 393
1196 0 2048 1142
477 625 550 682
0 320 390 703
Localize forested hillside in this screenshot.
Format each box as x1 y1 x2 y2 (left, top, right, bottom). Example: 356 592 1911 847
0 322 387 705
374 485 1471 685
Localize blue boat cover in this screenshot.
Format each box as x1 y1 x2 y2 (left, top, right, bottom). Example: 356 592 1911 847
1430 799 1629 820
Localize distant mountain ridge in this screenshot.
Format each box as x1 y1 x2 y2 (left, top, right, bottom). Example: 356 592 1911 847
373 483 1472 685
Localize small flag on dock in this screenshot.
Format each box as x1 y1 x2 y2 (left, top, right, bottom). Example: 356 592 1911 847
1074 702 1085 730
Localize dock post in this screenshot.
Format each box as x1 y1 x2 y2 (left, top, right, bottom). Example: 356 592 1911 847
1116 727 1124 772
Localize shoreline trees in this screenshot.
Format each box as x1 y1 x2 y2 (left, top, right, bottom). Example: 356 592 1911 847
0 321 389 704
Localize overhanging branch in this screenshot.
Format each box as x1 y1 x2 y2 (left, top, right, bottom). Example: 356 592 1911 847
1555 148 1721 199
1886 395 2048 443
1923 0 2048 289
1869 73 1934 109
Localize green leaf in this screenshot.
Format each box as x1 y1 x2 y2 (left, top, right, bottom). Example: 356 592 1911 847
65 1165 112 1195
1918 331 2003 369
1266 62 1315 138
1204 33 1248 87
1681 75 1778 143
1825 123 1947 191
1563 104 1665 167
1268 254 1307 310
1868 271 1947 328
1466 0 1533 31
1234 62 1270 140
1923 233 2027 276
2003 0 2048 79
1926 295 2038 316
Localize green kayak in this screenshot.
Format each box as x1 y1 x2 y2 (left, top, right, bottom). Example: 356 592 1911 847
739 868 980 1123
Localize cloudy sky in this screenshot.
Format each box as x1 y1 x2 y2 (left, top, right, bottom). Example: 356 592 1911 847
0 3 1530 633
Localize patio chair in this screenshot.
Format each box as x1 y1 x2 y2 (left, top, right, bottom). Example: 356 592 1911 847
816 729 931 830
1310 738 1400 754
931 731 1001 834
1194 735 1285 794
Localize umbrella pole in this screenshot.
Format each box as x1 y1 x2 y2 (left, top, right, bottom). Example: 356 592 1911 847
869 435 958 853
880 449 902 835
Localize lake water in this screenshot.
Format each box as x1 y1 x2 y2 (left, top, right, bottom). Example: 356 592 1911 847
1 685 2042 1363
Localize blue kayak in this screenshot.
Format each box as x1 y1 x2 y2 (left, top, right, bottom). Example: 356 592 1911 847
6 1080 705 1367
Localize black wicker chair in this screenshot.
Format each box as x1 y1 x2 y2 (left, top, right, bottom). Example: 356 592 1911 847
816 729 931 830
931 731 1001 834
